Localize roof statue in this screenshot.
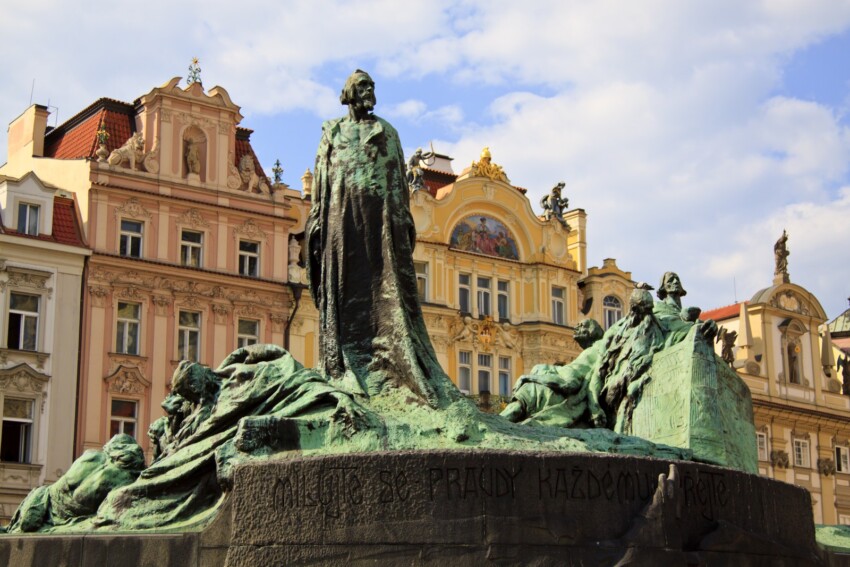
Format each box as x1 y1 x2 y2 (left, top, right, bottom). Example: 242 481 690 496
774 229 790 283
469 146 509 182
406 143 435 192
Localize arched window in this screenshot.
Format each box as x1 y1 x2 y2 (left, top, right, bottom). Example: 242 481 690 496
603 295 623 330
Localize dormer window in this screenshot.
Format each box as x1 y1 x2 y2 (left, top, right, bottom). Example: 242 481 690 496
17 203 39 236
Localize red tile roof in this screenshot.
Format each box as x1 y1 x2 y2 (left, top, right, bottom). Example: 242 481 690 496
44 98 136 160
422 167 457 197
235 127 268 181
0 195 87 248
700 302 746 322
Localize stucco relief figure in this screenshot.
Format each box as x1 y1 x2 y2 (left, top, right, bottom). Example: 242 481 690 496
306 69 459 408
239 154 260 192
107 132 146 170
502 276 717 432
774 229 789 278
407 146 435 191
185 138 201 175
540 181 570 228
4 434 144 533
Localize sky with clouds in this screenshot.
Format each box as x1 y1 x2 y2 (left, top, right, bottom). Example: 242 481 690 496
2 0 849 319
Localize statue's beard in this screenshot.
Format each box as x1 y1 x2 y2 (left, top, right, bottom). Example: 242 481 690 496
355 96 376 114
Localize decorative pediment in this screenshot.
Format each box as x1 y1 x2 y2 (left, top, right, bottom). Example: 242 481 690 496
0 364 50 394
0 267 54 299
233 219 268 241
178 208 210 229
114 198 153 220
104 365 150 395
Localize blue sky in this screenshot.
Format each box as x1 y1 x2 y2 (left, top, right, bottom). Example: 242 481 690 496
2 0 849 319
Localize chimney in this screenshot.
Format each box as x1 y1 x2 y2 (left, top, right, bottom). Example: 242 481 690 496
7 104 50 164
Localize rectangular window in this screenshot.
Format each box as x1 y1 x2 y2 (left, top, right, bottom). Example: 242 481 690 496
239 240 260 277
116 302 141 355
414 261 428 302
837 446 850 473
119 219 143 258
497 280 509 321
180 230 203 268
498 356 511 397
477 277 492 317
7 292 40 351
178 311 201 362
110 399 138 439
793 438 810 468
478 353 492 394
458 274 471 314
757 432 768 462
238 319 259 348
1 398 33 463
552 286 565 326
458 351 472 393
17 203 39 236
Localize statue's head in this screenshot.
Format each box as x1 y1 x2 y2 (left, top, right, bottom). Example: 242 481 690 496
575 318 604 349
657 271 687 300
103 433 145 471
172 361 219 404
340 69 376 112
480 147 492 162
629 288 655 317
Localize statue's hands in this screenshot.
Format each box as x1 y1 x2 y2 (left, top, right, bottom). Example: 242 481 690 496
697 319 718 342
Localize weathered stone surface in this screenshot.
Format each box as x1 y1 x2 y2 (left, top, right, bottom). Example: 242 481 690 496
630 328 759 473
227 450 819 566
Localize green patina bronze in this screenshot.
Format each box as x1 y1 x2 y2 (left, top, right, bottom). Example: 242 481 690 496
2 72 758 535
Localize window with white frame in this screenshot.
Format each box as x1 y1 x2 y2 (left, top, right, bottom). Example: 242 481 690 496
478 353 492 394
116 302 141 355
458 351 472 393
181 230 203 268
7 292 40 351
837 446 850 473
757 432 768 462
17 203 40 236
238 240 260 277
1 397 34 463
498 356 511 397
119 219 144 258
414 262 428 302
603 295 623 330
458 274 471 314
477 277 492 317
793 438 810 468
109 399 138 439
497 280 509 321
552 286 566 326
238 319 259 348
178 311 201 362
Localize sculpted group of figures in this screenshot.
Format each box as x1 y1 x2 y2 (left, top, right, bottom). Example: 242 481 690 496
501 272 716 432
3 70 719 534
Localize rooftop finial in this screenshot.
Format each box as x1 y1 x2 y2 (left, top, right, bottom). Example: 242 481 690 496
187 57 202 85
272 160 283 185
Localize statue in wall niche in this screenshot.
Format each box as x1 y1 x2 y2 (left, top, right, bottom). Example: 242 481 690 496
838 354 850 395
306 69 460 408
3 434 144 533
717 327 738 367
502 275 717 431
107 132 147 170
540 181 570 228
185 138 201 175
774 229 789 278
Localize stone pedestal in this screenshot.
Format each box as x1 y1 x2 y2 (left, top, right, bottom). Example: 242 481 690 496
0 451 833 566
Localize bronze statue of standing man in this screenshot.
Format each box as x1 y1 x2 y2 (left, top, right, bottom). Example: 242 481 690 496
306 70 459 408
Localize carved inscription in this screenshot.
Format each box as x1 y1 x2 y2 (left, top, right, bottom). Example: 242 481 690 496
269 463 731 522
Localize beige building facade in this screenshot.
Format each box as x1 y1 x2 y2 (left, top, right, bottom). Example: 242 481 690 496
702 273 848 524
0 171 90 522
1 79 304 464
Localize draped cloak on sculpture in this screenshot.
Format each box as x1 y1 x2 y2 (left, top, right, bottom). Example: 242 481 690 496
306 116 458 408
